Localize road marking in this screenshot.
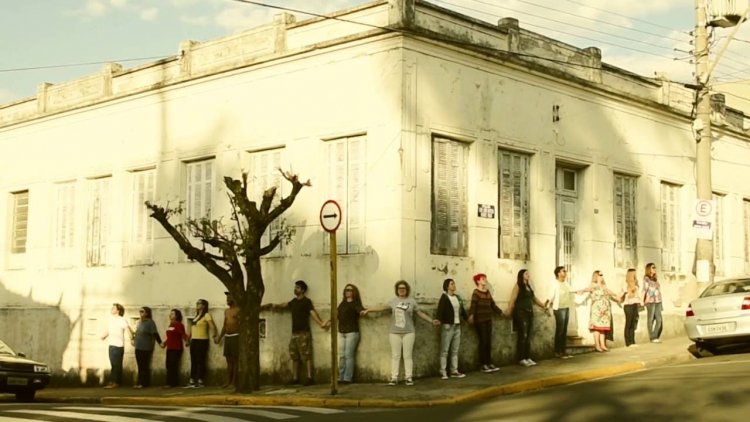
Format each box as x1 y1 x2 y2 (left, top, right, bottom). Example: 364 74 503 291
265 405 344 414
64 405 296 420
4 409 147 422
676 358 750 368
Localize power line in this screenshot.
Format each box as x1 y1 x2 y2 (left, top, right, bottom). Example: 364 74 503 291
440 0 685 52
564 0 692 35
0 56 168 74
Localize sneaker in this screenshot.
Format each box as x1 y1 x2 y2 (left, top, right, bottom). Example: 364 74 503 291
195 381 205 388
481 365 494 373
561 354 573 359
387 378 397 386
183 381 196 389
519 359 532 367
405 378 414 386
450 371 466 378
440 372 449 380
651 339 662 343
488 364 500 372
527 359 537 366
629 344 639 348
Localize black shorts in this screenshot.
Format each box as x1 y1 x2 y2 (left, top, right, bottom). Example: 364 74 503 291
223 334 239 358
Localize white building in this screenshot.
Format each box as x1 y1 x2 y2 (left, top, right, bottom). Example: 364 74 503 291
2 0 750 384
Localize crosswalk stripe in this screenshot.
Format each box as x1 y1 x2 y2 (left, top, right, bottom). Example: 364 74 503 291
266 405 344 414
4 409 149 422
63 405 295 421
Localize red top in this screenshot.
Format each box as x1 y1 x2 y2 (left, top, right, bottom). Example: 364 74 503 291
165 321 186 350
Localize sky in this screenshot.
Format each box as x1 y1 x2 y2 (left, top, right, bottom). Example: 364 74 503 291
2 0 750 106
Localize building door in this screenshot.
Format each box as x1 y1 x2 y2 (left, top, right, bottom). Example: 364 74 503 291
556 167 578 278
556 167 581 337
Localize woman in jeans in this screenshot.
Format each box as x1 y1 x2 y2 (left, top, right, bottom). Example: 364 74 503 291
621 269 642 347
337 283 367 383
643 263 663 343
549 266 574 359
185 299 217 388
370 280 439 386
101 303 134 389
435 278 468 379
468 273 503 373
133 306 161 388
161 309 187 388
506 270 548 367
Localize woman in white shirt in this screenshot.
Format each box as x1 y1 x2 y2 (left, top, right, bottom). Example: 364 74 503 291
101 303 134 388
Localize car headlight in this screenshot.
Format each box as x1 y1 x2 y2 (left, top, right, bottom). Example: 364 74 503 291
33 365 49 373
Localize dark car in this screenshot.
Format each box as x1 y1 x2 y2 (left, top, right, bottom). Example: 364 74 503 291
0 339 51 401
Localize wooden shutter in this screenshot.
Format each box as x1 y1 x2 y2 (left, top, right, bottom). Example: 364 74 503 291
431 137 467 256
11 191 29 254
131 169 155 265
327 140 347 254
249 149 284 256
87 177 111 266
186 160 214 220
498 151 529 260
660 183 680 272
614 174 637 267
347 135 366 254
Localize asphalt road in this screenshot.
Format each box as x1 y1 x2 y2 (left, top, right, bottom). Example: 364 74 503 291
2 352 748 421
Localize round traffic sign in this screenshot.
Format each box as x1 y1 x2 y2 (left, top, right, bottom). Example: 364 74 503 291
695 200 712 217
320 200 342 233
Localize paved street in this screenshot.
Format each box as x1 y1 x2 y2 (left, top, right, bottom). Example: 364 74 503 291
0 404 348 421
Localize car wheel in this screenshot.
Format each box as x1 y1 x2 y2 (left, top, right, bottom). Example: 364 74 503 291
15 390 36 402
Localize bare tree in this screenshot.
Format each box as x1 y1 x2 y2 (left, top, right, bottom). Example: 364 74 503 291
146 170 310 392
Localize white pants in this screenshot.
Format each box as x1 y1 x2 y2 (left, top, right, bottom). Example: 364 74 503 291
389 332 415 380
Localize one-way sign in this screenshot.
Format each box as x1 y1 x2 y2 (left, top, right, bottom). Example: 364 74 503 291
320 200 342 233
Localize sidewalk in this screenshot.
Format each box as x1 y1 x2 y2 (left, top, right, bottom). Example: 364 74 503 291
11 338 693 408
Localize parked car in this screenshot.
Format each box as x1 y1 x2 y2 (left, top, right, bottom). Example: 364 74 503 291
684 277 750 355
0 339 51 401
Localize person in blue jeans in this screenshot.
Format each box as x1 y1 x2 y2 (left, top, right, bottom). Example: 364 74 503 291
549 266 574 359
643 263 663 343
337 284 368 383
101 303 134 388
435 278 468 379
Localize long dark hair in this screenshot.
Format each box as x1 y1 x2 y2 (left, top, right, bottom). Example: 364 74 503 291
171 308 183 322
140 306 152 319
516 269 529 290
645 263 657 281
193 299 209 323
340 284 363 308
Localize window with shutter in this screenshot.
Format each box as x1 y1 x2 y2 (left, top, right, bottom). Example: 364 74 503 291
186 159 214 220
130 169 155 265
713 193 725 275
660 182 681 272
54 181 76 267
86 177 111 266
10 191 29 254
248 149 284 257
326 135 367 254
613 174 637 267
431 136 468 256
498 150 530 260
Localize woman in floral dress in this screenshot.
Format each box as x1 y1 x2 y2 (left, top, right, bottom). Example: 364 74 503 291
579 271 621 352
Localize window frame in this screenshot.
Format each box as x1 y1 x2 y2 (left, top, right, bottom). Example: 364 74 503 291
613 173 638 268
498 149 530 260
430 136 469 257
325 135 367 255
10 190 29 254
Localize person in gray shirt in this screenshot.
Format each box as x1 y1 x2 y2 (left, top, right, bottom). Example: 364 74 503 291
133 306 162 388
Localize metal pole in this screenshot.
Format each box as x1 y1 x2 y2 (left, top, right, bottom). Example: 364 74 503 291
694 0 714 283
329 231 338 395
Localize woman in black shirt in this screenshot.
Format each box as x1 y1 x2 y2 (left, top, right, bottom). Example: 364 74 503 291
506 269 548 367
337 284 367 383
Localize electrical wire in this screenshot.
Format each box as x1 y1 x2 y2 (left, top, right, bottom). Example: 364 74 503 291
563 0 692 35
0 56 169 74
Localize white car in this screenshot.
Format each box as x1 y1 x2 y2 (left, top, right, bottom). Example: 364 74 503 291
684 278 750 353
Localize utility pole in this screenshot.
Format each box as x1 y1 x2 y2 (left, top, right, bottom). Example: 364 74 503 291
694 0 713 283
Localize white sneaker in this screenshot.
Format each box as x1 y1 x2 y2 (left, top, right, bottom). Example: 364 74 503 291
527 359 537 366
440 372 449 380
519 359 532 367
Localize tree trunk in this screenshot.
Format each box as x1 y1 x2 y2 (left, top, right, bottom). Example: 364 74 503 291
236 299 261 392
236 257 264 392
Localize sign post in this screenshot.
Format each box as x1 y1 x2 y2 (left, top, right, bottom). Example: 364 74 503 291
319 200 342 395
692 199 716 282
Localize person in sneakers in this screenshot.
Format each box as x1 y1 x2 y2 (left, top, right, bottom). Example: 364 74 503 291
435 278 468 380
262 280 330 386
548 266 574 359
467 273 503 373
132 306 161 388
621 268 642 347
185 299 218 388
506 269 549 367
160 308 187 388
337 283 368 384
100 303 134 389
643 263 663 343
369 280 440 386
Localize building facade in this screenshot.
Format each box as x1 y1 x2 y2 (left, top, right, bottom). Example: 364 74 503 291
2 0 750 384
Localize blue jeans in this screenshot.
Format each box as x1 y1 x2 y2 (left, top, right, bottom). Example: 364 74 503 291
553 308 569 355
108 345 124 385
440 324 461 374
646 302 663 341
338 332 360 382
